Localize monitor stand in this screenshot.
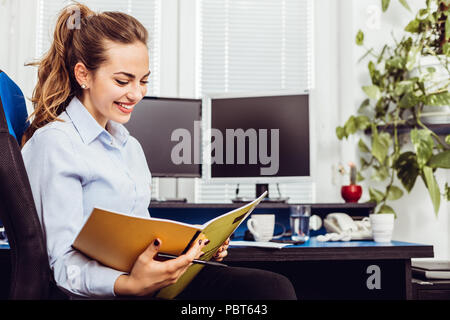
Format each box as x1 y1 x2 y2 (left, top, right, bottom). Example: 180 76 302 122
154 177 187 203
256 183 269 198
256 183 289 203
231 183 289 204
232 183 289 203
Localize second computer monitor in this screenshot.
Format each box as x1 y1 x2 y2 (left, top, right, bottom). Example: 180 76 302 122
125 97 202 177
210 94 310 180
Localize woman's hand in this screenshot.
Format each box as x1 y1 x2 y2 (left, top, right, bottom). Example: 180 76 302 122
114 237 207 296
213 238 230 261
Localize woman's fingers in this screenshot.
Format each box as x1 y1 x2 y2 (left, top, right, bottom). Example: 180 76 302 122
214 249 227 261
212 237 230 261
165 238 208 277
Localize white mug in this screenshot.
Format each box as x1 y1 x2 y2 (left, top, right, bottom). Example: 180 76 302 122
370 213 395 242
247 214 285 242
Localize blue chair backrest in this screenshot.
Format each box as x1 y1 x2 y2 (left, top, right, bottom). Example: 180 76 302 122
0 70 30 144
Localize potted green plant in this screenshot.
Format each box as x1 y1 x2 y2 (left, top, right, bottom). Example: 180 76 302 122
336 0 450 217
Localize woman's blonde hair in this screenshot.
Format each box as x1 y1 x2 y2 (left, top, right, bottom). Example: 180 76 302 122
22 2 148 146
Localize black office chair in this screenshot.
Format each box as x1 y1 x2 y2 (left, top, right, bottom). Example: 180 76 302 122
0 70 66 299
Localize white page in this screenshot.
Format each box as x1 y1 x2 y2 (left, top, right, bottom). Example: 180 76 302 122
230 240 289 249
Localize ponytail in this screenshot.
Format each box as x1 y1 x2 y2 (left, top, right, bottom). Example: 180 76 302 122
22 2 148 146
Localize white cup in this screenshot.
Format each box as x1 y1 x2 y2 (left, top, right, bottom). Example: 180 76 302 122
370 213 395 243
247 214 285 242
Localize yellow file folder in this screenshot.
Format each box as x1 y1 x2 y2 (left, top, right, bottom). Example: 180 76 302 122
72 191 267 299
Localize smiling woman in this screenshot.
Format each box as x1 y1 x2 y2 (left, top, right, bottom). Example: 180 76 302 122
20 2 297 300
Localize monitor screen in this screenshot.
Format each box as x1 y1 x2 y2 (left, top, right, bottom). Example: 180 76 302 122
210 94 309 178
125 97 202 177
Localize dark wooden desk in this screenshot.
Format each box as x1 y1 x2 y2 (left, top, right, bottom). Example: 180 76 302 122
0 201 429 300
0 240 433 300
227 239 433 300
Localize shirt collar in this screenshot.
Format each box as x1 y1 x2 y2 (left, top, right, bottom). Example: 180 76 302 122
65 96 130 146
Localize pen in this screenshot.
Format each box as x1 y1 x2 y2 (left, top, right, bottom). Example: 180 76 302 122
157 253 228 268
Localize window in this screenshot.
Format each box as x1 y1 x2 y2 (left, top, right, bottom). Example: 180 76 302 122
36 0 161 95
196 0 313 96
195 0 315 203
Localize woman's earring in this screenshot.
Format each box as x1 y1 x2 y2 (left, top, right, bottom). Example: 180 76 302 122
81 84 87 89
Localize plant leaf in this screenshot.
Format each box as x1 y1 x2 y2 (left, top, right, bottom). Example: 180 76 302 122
422 166 441 215
369 187 385 203
410 129 434 169
382 0 390 12
385 56 404 70
398 0 411 12
371 165 389 182
406 45 420 70
358 138 370 153
394 80 414 97
443 43 450 57
356 30 364 46
363 85 381 100
372 130 392 164
358 98 371 113
425 91 450 106
355 115 371 131
428 150 450 169
378 204 396 217
404 19 420 33
387 185 404 200
393 151 419 192
344 116 357 136
360 157 369 170
336 126 345 140
398 92 420 108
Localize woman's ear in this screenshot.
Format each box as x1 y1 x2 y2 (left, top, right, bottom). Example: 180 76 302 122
74 62 91 89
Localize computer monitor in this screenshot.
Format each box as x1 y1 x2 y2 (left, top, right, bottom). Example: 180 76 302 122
124 97 202 178
203 92 310 199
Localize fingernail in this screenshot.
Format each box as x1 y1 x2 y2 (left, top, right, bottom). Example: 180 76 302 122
154 239 160 247
204 239 210 245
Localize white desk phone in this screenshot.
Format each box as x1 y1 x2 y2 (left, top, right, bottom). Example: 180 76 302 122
317 213 372 242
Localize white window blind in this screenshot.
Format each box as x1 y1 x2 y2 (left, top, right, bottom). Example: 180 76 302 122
196 0 313 95
195 0 315 203
36 0 160 95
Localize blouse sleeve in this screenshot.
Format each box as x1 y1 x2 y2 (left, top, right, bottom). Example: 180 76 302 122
21 128 125 297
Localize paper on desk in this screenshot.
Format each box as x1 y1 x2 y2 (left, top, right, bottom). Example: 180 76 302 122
230 240 289 249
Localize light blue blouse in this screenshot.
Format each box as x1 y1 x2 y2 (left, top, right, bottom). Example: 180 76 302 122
21 96 152 298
